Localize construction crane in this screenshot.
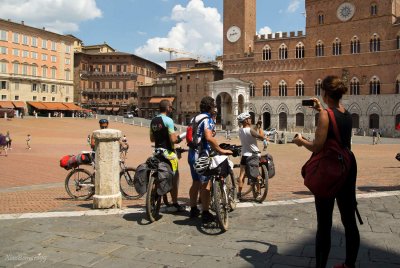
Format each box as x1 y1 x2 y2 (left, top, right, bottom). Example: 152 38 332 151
159 47 195 60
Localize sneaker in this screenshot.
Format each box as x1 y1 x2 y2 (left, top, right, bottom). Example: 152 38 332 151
171 203 186 213
201 210 215 224
190 207 200 218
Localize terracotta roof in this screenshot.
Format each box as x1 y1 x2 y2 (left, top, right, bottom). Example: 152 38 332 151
0 101 14 109
149 97 175 104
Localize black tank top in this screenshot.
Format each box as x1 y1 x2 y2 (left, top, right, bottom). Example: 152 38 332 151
327 108 352 149
150 116 173 151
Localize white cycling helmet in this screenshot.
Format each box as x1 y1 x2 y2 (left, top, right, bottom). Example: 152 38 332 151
193 156 210 175
237 112 251 123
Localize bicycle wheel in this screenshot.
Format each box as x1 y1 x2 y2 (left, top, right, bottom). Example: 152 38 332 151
146 173 162 222
252 164 269 203
65 168 94 200
226 170 237 211
212 178 229 231
120 167 143 200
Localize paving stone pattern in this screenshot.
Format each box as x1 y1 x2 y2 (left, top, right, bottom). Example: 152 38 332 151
0 195 399 267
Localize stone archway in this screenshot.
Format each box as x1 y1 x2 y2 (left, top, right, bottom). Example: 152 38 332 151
216 92 233 129
209 78 250 131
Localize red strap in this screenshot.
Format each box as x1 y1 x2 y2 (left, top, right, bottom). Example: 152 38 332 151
326 108 343 145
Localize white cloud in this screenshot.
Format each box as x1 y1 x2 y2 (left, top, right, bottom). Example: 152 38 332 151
258 26 272 36
135 0 222 66
0 0 102 33
287 0 301 13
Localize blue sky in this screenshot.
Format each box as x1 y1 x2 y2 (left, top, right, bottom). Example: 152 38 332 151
0 0 306 65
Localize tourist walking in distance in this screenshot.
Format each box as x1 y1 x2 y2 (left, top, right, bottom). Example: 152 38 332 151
26 134 31 150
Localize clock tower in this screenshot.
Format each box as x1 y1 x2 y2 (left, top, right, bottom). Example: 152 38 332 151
223 0 256 57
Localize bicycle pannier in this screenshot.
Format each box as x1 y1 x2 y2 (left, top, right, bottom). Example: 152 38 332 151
204 156 230 177
157 161 173 195
60 155 73 170
266 153 275 178
245 154 260 182
133 163 150 195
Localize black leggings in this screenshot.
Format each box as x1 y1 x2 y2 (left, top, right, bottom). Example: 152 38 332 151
314 168 360 268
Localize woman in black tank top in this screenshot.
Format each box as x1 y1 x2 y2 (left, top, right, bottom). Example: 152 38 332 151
293 76 359 268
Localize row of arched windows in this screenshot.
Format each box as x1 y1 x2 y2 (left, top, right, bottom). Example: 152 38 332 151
249 76 400 97
261 33 399 60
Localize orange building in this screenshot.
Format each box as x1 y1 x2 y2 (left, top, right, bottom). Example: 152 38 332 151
0 18 77 115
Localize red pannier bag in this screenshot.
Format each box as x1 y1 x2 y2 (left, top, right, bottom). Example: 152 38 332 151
60 155 74 170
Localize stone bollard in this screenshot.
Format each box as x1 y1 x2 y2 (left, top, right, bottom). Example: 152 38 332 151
72 113 74 118
92 129 122 209
4 112 7 119
140 122 143 127
48 113 51 118
122 118 125 124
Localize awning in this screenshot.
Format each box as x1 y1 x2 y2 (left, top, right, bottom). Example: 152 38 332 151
12 101 25 108
27 101 48 110
97 107 105 110
62 103 83 111
43 102 69 111
106 107 113 111
149 97 175 104
0 101 15 109
113 107 120 112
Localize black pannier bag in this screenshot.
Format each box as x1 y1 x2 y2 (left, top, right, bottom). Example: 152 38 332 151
396 153 400 162
266 153 275 178
133 163 150 195
157 161 174 195
245 154 260 182
204 158 230 177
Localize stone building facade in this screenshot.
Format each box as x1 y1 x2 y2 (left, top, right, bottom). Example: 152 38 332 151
0 18 76 113
74 43 165 114
221 0 400 136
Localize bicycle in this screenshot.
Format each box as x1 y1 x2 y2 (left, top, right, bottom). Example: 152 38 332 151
235 152 271 203
65 151 142 200
146 147 188 222
206 144 241 231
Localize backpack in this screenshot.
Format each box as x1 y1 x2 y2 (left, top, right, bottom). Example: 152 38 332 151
186 115 210 150
301 109 354 199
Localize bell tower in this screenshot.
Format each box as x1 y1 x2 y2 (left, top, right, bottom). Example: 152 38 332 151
223 0 256 57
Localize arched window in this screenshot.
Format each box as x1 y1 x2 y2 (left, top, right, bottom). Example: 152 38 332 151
295 80 304 96
370 34 380 52
352 113 360 129
315 79 322 96
279 80 287 96
296 42 305 59
296 113 304 127
396 78 400 94
350 77 360 95
350 36 361 54
369 76 380 95
262 45 272 61
315 40 324 57
318 13 324 25
279 44 288 59
369 114 379 129
332 38 342 55
370 3 378 16
249 82 255 97
262 81 271 96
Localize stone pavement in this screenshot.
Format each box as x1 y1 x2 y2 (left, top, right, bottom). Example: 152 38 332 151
1 117 399 214
0 192 399 268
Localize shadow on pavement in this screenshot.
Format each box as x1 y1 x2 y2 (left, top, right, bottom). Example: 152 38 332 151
358 185 400 192
292 190 313 196
237 229 400 267
173 217 226 235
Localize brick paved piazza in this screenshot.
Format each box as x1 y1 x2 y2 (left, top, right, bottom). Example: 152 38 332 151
0 117 399 214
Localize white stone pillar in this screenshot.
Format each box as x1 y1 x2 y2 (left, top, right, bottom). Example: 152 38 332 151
48 113 51 118
93 129 122 209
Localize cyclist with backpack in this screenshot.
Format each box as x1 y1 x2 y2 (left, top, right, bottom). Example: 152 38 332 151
236 112 266 200
149 99 185 212
187 96 232 222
